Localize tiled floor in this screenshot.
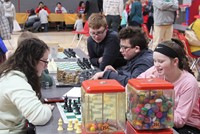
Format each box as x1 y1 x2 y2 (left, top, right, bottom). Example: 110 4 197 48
4 31 88 53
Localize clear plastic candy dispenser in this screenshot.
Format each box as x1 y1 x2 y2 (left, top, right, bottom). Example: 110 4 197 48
81 79 126 134
126 78 174 130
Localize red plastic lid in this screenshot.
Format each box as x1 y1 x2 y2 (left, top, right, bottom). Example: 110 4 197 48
82 79 125 93
128 78 174 90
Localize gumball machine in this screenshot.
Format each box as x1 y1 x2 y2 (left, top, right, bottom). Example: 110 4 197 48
126 78 174 134
81 79 126 134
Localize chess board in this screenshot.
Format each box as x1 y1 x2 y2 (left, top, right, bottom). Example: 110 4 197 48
57 102 82 124
57 52 68 59
56 61 82 71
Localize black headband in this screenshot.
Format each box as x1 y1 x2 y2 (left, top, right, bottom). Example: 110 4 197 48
154 44 179 60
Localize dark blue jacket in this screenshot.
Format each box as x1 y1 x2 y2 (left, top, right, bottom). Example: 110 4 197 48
87 30 126 70
103 49 153 86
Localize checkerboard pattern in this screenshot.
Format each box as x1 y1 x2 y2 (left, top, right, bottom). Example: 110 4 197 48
57 52 68 59
57 102 82 124
56 62 82 71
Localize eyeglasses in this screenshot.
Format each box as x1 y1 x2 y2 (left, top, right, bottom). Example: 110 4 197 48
40 59 49 64
120 45 133 51
89 28 106 37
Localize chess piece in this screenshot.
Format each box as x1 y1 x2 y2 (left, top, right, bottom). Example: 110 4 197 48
67 99 73 112
75 123 82 134
75 105 81 115
57 118 63 131
67 120 73 131
74 119 79 130
64 96 68 110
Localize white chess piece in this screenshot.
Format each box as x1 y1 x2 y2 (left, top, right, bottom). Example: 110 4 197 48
67 120 73 131
74 119 79 130
75 123 82 134
57 118 63 131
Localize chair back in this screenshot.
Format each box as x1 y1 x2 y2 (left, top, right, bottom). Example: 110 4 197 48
177 33 199 59
83 21 89 33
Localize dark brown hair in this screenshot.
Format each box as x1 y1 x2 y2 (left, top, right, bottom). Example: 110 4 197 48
160 38 194 75
0 38 49 97
119 26 148 50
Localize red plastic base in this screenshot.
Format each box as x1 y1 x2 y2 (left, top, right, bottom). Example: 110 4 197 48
126 121 173 134
82 127 124 134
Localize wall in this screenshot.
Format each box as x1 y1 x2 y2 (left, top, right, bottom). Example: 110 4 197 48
12 0 99 14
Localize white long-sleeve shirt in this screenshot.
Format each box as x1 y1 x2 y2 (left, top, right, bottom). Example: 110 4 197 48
39 9 49 24
3 1 16 19
0 70 52 134
103 0 124 16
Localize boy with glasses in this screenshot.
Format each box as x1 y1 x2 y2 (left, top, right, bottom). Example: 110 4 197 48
87 13 126 71
91 26 153 86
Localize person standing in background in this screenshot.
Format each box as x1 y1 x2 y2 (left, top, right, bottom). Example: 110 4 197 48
97 0 103 13
74 13 83 40
152 0 178 50
103 0 124 32
129 0 143 27
3 0 15 34
0 0 11 40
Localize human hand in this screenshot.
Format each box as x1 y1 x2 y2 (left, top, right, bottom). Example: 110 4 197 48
46 104 55 111
147 70 156 79
98 57 103 63
104 65 117 72
90 72 104 80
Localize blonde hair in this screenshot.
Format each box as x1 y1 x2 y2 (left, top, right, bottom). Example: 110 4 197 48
88 13 107 29
17 31 38 46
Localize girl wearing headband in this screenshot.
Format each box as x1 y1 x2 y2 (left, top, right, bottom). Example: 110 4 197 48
138 39 200 134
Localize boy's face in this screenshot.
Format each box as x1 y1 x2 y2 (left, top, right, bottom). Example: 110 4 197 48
57 4 61 9
89 26 107 43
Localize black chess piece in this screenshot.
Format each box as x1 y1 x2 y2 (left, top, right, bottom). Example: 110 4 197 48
73 100 77 108
83 58 91 69
75 105 81 115
71 51 76 58
63 49 71 58
77 97 81 105
77 59 86 69
64 96 68 110
67 99 73 112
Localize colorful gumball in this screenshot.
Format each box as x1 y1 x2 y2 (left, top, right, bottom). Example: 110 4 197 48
155 98 162 107
141 107 148 115
156 112 163 118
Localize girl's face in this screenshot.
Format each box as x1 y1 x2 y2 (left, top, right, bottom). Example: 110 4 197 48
153 52 178 77
81 3 85 8
36 50 49 76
